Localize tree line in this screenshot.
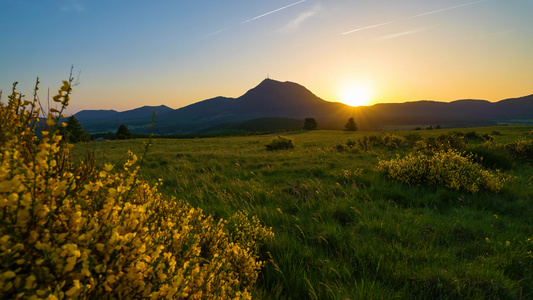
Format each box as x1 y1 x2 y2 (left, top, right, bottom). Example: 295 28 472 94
303 117 358 131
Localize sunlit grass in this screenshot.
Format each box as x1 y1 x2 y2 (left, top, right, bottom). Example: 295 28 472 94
81 126 533 299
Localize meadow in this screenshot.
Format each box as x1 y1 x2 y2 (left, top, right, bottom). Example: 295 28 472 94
79 126 533 299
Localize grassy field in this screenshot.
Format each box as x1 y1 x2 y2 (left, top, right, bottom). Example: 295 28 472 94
77 126 533 299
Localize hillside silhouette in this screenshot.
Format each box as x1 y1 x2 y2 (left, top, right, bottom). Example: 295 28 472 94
75 79 533 134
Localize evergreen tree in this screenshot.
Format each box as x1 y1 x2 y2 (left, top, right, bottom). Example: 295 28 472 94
303 118 318 130
117 124 133 139
60 116 89 143
344 117 358 131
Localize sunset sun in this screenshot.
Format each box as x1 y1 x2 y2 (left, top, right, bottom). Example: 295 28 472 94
339 83 373 107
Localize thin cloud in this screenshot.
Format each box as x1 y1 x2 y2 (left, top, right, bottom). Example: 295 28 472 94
406 0 487 19
202 27 232 39
280 4 321 34
375 27 428 41
242 0 306 24
204 0 307 38
342 22 393 35
342 0 487 35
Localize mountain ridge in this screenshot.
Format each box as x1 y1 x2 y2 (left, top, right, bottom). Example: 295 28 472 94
74 79 533 134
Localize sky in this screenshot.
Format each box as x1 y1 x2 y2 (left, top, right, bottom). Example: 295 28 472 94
1 0 532 114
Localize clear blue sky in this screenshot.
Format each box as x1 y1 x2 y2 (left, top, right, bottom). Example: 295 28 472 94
2 0 532 114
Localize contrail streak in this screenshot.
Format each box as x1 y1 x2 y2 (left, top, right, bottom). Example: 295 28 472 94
242 0 306 24
342 0 487 35
202 27 232 38
342 22 393 35
406 0 487 19
375 27 427 41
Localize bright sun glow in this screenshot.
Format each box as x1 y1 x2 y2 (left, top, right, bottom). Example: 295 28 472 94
339 83 373 107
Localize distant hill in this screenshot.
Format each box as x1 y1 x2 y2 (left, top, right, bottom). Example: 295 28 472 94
75 79 533 134
74 105 174 133
75 109 118 120
75 105 172 120
113 105 173 120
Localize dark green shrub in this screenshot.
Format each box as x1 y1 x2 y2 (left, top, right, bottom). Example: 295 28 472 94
464 131 480 140
481 134 494 142
357 134 405 150
334 144 345 152
414 133 467 153
466 144 514 170
404 132 423 146
265 136 295 151
346 139 356 148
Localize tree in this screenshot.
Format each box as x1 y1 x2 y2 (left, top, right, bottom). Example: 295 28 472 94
60 115 89 143
344 117 358 131
117 124 133 139
303 118 318 130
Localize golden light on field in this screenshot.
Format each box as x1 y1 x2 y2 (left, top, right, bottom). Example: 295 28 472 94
339 82 373 107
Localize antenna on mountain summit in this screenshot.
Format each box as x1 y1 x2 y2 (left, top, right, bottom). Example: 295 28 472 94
266 74 270 79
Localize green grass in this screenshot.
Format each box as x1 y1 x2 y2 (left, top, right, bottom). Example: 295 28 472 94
77 126 533 299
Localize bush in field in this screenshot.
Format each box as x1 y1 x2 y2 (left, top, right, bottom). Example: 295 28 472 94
0 79 273 299
504 137 533 160
346 139 357 148
404 132 423 146
265 136 294 151
356 134 405 151
464 131 481 140
380 133 405 150
414 132 466 153
376 150 512 193
357 135 377 151
466 144 515 170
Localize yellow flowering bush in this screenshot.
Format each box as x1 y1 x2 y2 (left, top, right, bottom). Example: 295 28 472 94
504 137 533 160
0 79 273 299
376 150 512 193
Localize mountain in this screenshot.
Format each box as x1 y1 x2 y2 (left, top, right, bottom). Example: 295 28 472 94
113 105 173 120
74 105 174 133
75 79 533 134
157 79 334 124
75 105 172 120
75 109 118 120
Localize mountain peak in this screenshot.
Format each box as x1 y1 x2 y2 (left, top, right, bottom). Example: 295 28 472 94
239 78 319 105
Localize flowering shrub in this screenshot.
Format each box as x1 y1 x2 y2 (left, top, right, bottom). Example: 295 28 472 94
504 137 533 160
376 150 512 193
0 79 273 299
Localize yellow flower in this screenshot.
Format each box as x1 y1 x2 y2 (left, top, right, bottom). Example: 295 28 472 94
65 280 80 296
3 270 16 279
